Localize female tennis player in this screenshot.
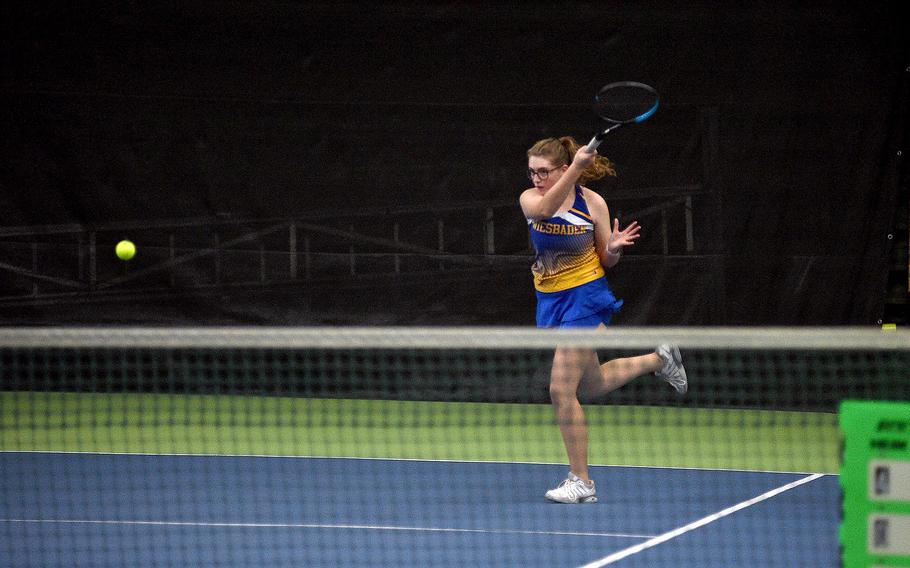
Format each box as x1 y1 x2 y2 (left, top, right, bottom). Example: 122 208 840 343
520 137 687 504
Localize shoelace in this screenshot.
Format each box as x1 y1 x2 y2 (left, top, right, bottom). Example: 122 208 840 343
556 478 589 498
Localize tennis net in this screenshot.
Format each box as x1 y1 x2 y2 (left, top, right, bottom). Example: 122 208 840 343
1 326 908 567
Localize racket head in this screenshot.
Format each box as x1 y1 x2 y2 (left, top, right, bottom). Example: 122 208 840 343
593 81 660 124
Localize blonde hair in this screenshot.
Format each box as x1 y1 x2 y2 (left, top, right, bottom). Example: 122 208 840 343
526 136 616 184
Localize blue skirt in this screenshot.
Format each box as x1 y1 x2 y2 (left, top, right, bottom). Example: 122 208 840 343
536 277 623 329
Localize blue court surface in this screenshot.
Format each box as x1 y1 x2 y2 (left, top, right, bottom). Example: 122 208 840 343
1 452 838 567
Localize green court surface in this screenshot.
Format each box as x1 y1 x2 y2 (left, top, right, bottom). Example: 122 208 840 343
1 392 838 473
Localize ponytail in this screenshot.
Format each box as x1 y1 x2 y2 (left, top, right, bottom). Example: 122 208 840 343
527 136 617 183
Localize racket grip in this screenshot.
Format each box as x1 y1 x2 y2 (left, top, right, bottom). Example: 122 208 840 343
587 135 603 151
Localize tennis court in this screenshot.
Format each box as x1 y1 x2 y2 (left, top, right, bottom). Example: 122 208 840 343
3 3 908 566
1 451 837 567
4 327 905 567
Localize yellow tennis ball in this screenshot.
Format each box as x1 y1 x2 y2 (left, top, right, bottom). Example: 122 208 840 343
115 240 136 261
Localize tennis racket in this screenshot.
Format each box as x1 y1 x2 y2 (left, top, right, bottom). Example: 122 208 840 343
586 81 659 151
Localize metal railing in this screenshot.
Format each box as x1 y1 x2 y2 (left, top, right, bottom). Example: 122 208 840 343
0 187 706 305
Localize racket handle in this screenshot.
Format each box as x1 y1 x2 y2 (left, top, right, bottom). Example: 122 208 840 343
587 123 623 151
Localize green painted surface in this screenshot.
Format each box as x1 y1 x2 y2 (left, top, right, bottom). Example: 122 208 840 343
1 391 838 473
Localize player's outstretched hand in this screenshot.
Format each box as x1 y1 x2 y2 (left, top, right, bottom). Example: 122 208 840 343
607 219 641 253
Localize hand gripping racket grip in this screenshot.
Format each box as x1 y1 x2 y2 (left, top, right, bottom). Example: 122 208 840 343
586 123 622 151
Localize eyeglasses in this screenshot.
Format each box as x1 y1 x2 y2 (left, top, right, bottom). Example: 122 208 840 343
526 166 562 180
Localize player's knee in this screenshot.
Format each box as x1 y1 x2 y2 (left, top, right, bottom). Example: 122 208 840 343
549 382 577 405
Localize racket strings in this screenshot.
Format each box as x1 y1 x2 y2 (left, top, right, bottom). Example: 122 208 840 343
594 84 659 123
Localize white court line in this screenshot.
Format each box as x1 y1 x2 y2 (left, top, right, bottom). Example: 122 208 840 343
0 518 655 540
578 473 826 567
0 450 830 476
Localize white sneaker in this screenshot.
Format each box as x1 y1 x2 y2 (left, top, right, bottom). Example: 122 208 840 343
656 344 688 394
545 472 597 504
